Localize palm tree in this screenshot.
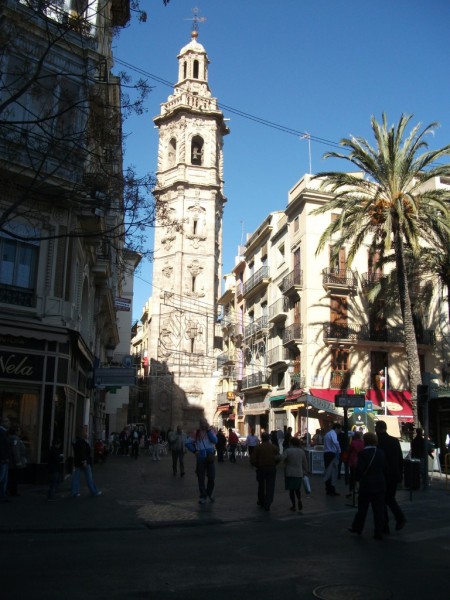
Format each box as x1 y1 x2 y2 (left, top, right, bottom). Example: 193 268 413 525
312 113 450 426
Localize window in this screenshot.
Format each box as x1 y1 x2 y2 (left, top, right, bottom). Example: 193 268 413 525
0 236 38 289
193 59 199 79
293 216 299 232
183 61 187 79
278 244 285 266
168 138 177 167
330 349 350 389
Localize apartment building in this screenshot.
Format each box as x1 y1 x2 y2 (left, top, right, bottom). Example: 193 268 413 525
0 0 133 479
219 173 449 441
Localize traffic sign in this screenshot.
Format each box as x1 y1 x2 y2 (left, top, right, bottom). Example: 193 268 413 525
335 394 365 408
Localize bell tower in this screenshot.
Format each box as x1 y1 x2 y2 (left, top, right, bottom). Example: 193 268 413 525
148 29 229 428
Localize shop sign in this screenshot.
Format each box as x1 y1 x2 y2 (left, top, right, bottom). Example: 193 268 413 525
0 351 44 381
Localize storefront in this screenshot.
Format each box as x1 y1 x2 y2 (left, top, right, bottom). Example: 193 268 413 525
0 325 94 482
243 396 270 436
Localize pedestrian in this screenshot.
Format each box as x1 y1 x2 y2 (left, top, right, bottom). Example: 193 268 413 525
227 428 239 463
47 439 64 501
130 427 140 460
282 436 308 512
0 417 10 502
246 428 260 457
216 429 227 462
250 431 281 511
349 432 386 540
337 428 350 483
8 425 27 497
346 430 364 498
150 428 161 461
323 422 342 496
270 430 279 447
282 426 293 450
312 428 324 446
71 426 102 498
168 425 187 476
375 420 406 532
186 418 218 504
276 428 284 452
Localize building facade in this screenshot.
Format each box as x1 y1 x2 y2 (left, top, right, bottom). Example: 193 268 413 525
218 173 449 444
0 0 132 480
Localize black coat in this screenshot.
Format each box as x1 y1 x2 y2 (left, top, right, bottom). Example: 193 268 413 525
355 446 386 495
376 431 403 484
72 437 92 468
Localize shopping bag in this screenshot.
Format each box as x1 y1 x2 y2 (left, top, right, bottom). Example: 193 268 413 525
303 475 311 494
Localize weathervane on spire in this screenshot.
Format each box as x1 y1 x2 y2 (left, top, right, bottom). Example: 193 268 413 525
185 7 206 37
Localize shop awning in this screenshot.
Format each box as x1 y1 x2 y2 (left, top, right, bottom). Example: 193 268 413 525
285 389 304 402
307 393 344 417
269 394 286 402
366 389 413 421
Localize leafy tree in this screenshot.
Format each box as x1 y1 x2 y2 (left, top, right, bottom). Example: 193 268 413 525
0 0 171 263
312 113 450 425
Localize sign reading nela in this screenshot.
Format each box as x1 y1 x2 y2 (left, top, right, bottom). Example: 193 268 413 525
0 352 44 380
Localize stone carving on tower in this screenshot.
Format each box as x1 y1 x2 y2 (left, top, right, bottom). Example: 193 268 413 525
147 23 229 429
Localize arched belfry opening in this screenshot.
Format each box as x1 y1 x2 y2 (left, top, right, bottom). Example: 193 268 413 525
191 135 204 165
193 59 199 79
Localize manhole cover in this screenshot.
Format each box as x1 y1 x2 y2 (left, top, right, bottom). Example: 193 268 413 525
313 584 393 600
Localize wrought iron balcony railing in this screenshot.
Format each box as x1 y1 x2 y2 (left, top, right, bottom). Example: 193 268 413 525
282 323 303 345
322 267 357 290
0 284 37 308
268 297 289 322
280 268 303 295
242 371 268 390
243 266 270 296
322 323 435 346
244 315 269 340
266 345 289 366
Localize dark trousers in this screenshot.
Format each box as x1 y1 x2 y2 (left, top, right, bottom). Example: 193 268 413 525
352 490 385 537
256 465 277 509
229 444 237 462
196 457 215 499
131 441 139 459
216 447 225 462
384 480 405 527
171 450 185 475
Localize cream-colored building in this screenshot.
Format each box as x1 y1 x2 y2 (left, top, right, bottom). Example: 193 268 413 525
219 173 448 440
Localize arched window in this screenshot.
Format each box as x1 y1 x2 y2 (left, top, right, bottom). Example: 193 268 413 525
183 61 187 79
168 138 177 167
191 136 203 165
193 60 199 79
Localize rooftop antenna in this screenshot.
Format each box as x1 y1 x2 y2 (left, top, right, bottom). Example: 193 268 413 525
185 7 206 37
300 132 312 174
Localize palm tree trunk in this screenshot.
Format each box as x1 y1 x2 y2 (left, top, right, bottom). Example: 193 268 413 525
394 233 422 427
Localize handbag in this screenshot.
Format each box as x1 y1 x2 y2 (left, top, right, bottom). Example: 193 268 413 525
303 474 311 494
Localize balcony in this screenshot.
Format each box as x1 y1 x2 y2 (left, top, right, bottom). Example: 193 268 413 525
268 297 289 323
289 372 306 390
282 323 303 346
242 371 270 391
330 370 352 389
217 351 236 369
0 284 37 308
266 345 289 367
216 392 233 406
322 268 357 293
361 272 387 291
280 268 303 297
243 266 270 297
322 323 435 346
244 315 269 340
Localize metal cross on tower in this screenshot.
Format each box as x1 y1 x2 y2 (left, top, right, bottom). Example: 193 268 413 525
185 7 206 33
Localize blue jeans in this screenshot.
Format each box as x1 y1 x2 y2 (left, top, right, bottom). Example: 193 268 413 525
196 456 215 498
71 465 99 496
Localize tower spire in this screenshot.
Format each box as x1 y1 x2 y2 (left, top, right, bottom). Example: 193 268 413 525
185 7 206 38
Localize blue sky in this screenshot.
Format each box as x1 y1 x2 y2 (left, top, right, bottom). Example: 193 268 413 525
113 0 450 321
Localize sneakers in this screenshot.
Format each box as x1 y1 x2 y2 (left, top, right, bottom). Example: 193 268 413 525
93 491 102 497
71 493 80 498
208 495 215 503
198 497 207 504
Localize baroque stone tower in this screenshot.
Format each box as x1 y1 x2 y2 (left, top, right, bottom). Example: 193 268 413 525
148 30 229 429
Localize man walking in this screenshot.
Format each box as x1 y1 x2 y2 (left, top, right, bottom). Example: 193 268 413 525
71 426 102 498
323 422 342 496
375 420 406 532
0 417 10 502
250 431 280 511
186 419 218 504
168 425 187 477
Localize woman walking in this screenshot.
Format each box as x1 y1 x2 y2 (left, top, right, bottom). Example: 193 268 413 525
282 437 308 512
